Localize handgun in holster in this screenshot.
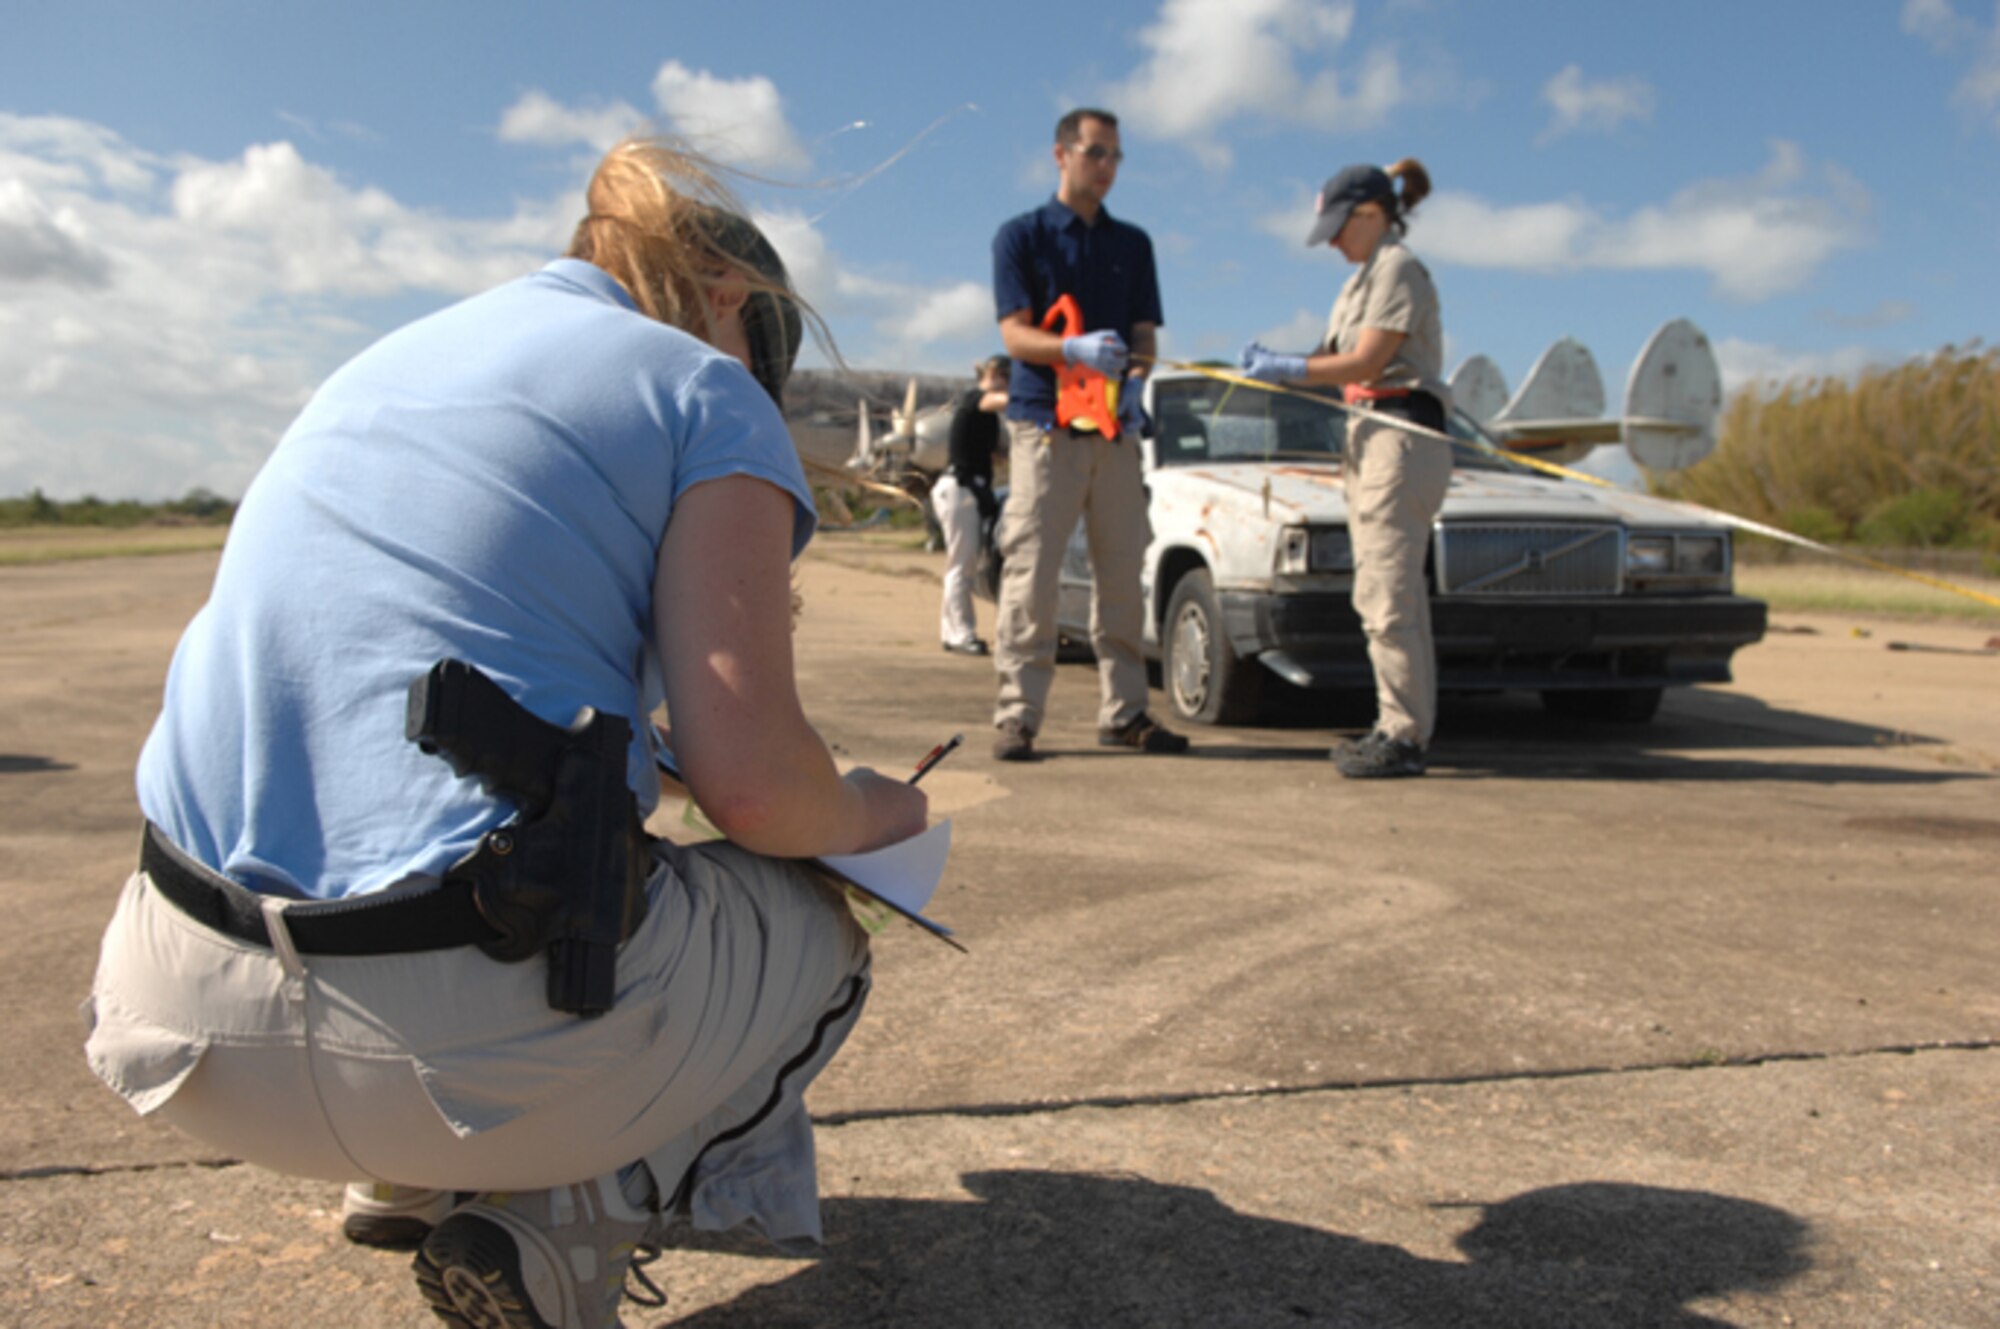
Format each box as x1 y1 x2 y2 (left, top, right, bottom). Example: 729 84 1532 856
405 659 651 1017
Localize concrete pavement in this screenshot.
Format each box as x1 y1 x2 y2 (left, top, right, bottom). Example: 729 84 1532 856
3 541 1996 1326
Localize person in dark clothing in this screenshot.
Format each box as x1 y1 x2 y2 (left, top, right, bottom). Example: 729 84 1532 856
936 355 1009 654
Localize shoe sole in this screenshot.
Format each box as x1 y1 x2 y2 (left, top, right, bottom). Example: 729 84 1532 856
1334 762 1424 778
344 1213 439 1248
415 1209 570 1329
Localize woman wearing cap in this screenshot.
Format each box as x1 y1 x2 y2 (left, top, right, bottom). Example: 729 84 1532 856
1239 159 1449 780
82 139 927 1327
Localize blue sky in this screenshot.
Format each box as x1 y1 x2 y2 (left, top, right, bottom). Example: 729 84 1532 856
3 0 1996 499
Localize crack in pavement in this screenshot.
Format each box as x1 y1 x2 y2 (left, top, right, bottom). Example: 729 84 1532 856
8 1038 1992 1183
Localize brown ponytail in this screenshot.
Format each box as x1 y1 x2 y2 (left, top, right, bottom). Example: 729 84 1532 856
1385 158 1431 234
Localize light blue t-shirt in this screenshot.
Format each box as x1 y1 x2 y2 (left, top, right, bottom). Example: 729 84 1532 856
137 259 816 900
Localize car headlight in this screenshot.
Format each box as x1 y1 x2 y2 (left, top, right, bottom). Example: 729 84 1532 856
1626 535 1673 574
1625 531 1730 585
1674 535 1726 575
1276 526 1354 575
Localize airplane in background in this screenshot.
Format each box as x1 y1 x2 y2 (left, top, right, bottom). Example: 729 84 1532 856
1449 318 1724 479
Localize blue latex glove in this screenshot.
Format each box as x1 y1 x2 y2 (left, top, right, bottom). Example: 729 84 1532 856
1116 378 1149 436
1063 330 1129 376
1238 341 1309 384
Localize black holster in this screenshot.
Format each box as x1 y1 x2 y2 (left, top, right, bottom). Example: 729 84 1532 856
405 659 651 1017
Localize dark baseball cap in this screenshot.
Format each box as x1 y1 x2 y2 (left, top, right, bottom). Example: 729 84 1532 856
1305 164 1394 247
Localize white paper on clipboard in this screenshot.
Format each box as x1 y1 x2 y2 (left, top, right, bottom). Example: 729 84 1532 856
817 819 962 951
657 736 962 950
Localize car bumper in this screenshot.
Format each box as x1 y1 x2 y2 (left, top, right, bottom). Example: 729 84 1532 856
1220 590 1769 691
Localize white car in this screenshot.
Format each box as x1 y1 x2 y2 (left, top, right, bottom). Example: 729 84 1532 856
990 360 1767 727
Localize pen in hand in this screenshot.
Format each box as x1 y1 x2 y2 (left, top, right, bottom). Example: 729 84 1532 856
909 733 963 785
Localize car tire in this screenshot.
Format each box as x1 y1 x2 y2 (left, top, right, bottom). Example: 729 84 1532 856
1164 569 1263 725
1540 686 1664 724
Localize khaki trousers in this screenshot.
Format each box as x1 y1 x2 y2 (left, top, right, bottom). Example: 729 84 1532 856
993 420 1152 734
1345 417 1453 746
84 837 870 1248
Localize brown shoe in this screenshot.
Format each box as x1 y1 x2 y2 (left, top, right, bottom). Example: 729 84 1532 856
1097 712 1190 754
992 719 1038 762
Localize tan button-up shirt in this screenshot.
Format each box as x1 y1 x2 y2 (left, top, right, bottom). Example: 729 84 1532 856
1322 239 1450 412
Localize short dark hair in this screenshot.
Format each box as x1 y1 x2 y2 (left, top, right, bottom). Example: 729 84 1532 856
1056 108 1119 146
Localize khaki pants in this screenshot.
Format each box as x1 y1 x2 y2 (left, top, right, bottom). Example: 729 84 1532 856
83 838 870 1248
992 420 1151 734
1345 418 1453 747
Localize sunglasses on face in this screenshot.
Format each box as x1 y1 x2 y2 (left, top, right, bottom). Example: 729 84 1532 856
1072 144 1124 163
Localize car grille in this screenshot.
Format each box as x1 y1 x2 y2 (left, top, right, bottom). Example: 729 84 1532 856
1435 523 1622 596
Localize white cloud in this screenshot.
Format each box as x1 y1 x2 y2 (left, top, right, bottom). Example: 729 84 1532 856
1411 141 1869 300
0 106 987 499
1253 308 1329 353
1712 337 1895 392
749 208 1001 370
1108 0 1407 167
1901 0 2000 128
497 90 647 152
896 281 995 347
0 179 113 286
0 118 569 500
649 62 810 171
1538 64 1655 143
1817 298 1916 330
495 63 810 170
170 140 561 296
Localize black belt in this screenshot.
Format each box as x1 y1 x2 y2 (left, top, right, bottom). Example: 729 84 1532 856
141 822 504 956
1356 391 1445 433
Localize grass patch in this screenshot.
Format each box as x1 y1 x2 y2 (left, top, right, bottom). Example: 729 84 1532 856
0 525 229 565
1737 560 2000 625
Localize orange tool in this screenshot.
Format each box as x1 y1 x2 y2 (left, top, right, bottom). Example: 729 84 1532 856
1040 294 1121 439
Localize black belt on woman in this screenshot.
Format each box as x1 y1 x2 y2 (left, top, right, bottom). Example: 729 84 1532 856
1347 388 1445 434
140 821 503 956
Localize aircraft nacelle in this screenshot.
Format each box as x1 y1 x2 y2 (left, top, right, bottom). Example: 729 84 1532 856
844 377 954 478
1448 318 1723 474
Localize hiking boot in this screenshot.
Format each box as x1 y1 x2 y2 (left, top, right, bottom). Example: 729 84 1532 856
414 1175 664 1329
342 1182 454 1248
1097 712 1190 754
1332 731 1425 778
992 719 1037 762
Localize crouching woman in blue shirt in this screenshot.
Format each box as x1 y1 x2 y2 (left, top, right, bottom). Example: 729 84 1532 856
82 139 926 1328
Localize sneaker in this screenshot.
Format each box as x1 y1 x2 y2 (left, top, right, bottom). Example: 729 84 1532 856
342 1182 454 1248
1332 731 1425 778
942 638 990 656
1097 712 1190 754
414 1176 663 1329
992 718 1037 761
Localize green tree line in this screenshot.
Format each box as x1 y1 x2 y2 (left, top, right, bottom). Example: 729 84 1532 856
0 488 236 528
1658 343 2000 554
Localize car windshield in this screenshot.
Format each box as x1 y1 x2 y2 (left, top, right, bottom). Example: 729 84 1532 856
1149 376 1523 474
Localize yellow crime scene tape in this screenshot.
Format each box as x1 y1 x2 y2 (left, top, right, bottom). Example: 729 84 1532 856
1138 355 2000 614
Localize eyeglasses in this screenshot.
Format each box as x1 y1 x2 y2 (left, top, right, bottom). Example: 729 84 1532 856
1072 144 1124 163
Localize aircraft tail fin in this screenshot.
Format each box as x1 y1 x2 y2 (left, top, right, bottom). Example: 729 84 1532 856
1620 318 1722 471
1447 354 1508 426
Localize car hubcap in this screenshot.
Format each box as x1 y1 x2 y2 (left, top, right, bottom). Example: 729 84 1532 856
1171 603 1211 711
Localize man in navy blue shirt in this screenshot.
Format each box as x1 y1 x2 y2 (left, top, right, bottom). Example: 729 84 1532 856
989 107 1188 761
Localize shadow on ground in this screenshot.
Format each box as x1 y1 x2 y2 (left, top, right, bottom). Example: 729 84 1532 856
0 754 74 774
664 1171 1811 1329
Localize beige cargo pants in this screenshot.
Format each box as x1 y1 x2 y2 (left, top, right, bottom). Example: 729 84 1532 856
993 420 1151 735
1345 417 1454 747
